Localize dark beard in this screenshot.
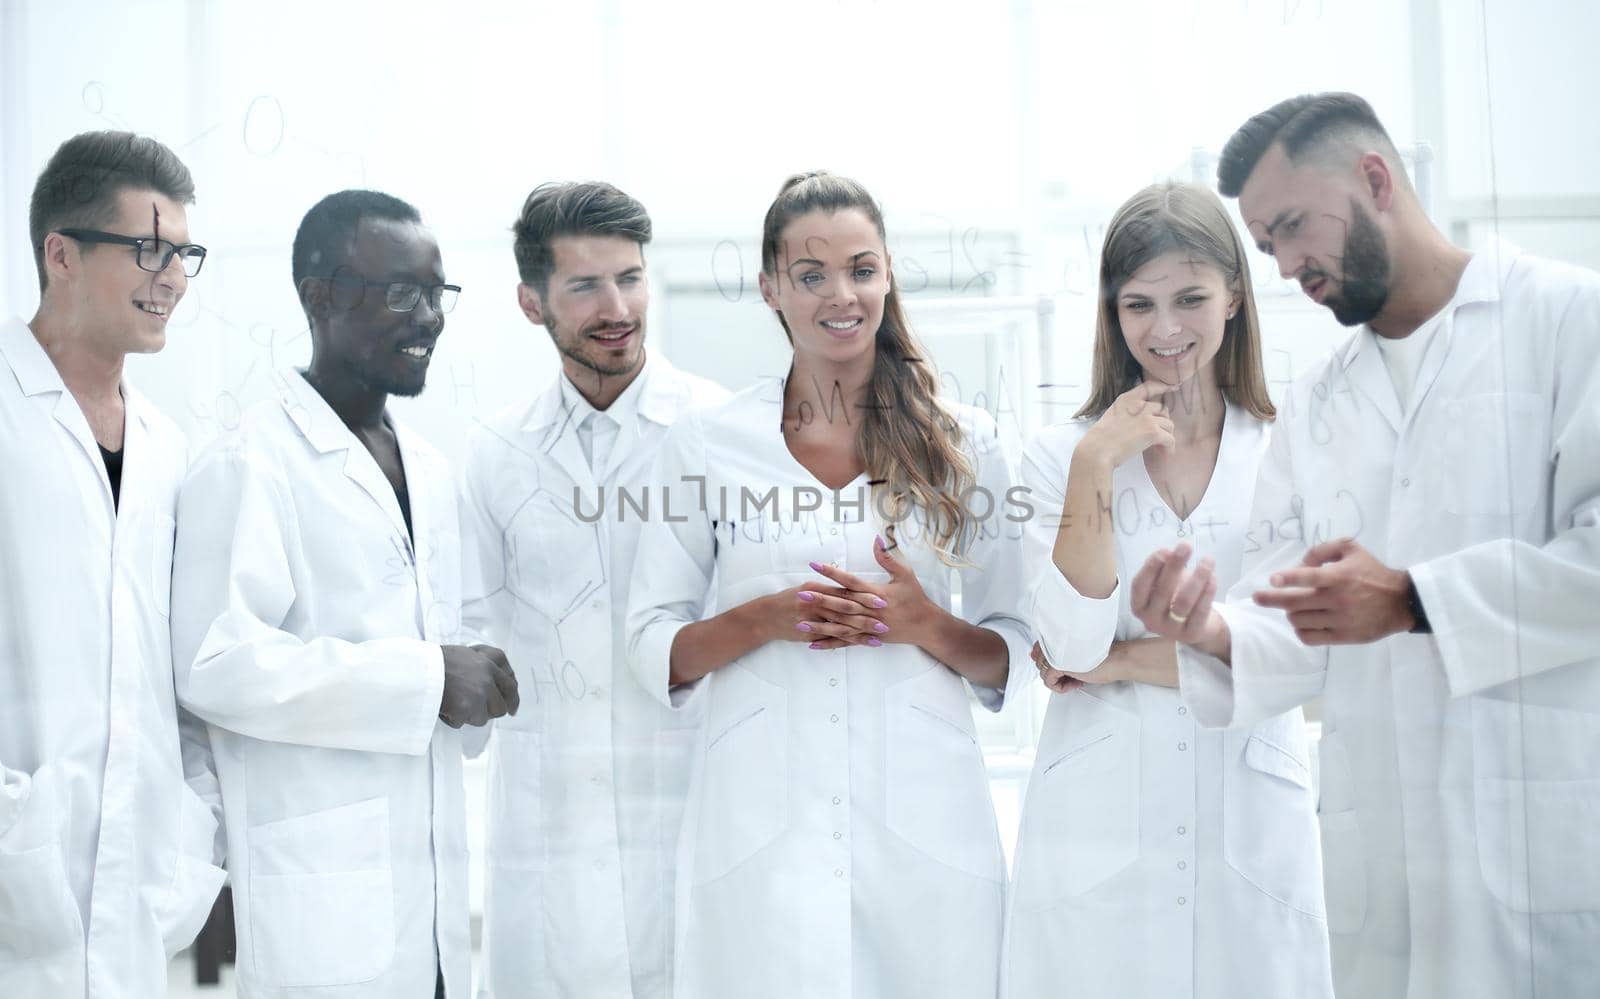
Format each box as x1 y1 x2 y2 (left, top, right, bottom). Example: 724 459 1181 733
1325 198 1391 327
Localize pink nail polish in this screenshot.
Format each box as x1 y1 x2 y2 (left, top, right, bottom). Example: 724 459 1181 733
809 561 825 572
809 642 824 650
796 622 812 633
873 622 889 633
872 597 888 609
867 637 883 647
797 591 816 602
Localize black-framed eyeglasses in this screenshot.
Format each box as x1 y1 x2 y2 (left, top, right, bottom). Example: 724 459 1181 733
55 228 207 277
315 271 461 314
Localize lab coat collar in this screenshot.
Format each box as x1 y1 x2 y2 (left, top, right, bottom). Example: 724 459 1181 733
276 368 428 543
0 318 151 428
522 349 680 434
1 317 155 510
1337 238 1513 372
1 317 65 397
1331 239 1518 434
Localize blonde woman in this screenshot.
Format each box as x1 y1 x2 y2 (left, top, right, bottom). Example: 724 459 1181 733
628 172 1028 998
1003 183 1333 998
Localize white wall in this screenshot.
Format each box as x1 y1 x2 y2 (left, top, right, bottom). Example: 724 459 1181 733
2 0 1439 457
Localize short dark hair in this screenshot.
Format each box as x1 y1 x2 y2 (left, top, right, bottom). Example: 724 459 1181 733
1217 92 1397 197
29 130 196 292
511 182 652 294
291 189 422 300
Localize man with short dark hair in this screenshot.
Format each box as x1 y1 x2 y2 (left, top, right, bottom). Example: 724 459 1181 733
1136 92 1600 997
460 181 725 998
172 189 517 998
1 130 225 996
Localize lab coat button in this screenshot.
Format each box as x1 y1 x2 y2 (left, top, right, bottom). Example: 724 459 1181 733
1178 896 1187 906
1178 741 1187 751
1177 706 1187 716
832 796 841 805
1401 477 1411 487
833 832 842 840
1177 861 1187 870
834 868 844 878
830 714 839 723
1177 825 1186 835
590 686 606 698
828 678 839 687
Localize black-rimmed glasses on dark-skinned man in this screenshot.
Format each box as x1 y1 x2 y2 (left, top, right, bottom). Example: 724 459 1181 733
53 228 208 278
311 270 461 314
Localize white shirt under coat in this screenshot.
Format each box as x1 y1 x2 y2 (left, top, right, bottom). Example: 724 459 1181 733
1005 403 1332 999
0 317 226 998
626 380 1031 999
459 354 727 999
170 369 472 999
1179 241 1600 999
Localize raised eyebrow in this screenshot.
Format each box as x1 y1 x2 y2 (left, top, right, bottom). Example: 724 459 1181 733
786 257 826 271
849 250 881 263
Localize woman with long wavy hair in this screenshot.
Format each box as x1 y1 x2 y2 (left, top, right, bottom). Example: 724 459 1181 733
627 171 1028 998
1003 182 1332 998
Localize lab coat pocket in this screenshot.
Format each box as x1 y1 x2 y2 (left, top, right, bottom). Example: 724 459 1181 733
1472 697 1600 913
693 667 788 886
1315 731 1366 935
247 797 396 988
1223 711 1325 917
151 513 176 618
488 729 544 871
159 786 227 957
1438 393 1547 518
885 667 1005 884
0 841 83 961
1013 690 1139 908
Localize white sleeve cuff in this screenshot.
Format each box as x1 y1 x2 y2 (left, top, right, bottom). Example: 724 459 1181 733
1030 568 1120 675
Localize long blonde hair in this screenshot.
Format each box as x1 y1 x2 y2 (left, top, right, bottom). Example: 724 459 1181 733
1078 181 1276 422
761 171 976 563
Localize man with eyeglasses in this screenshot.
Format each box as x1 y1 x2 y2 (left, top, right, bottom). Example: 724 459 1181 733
1 130 225 996
170 189 516 999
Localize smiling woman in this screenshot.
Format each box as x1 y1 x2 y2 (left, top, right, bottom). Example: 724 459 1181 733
626 171 1032 999
1004 183 1330 999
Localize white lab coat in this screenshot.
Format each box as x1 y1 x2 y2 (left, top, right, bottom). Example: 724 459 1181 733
1004 405 1332 998
1178 241 1600 998
0 317 225 997
627 380 1031 999
459 354 727 999
170 369 472 999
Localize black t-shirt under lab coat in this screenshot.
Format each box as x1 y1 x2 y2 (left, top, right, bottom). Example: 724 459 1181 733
99 443 123 510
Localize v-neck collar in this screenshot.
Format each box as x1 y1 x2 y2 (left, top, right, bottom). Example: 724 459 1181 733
1136 399 1234 524
771 375 869 493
